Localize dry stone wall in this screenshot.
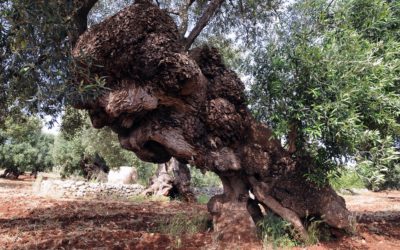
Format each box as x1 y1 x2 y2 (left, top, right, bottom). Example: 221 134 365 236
36 179 145 199
34 178 223 199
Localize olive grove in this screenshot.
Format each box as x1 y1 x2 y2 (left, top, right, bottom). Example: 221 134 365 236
1 0 399 242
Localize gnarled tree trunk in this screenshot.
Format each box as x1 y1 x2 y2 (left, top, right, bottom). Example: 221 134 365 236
0 168 22 180
143 158 196 202
71 0 351 242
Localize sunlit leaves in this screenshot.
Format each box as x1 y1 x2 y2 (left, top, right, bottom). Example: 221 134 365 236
356 131 400 191
247 0 400 186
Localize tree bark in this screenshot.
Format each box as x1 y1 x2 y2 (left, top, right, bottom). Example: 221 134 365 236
71 1 351 241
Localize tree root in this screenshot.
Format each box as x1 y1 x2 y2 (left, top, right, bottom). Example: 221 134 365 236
251 182 309 241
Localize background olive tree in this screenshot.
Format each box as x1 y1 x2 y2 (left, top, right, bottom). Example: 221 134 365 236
53 108 157 184
0 116 54 178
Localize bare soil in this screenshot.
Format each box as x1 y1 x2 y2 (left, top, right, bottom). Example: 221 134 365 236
0 176 399 249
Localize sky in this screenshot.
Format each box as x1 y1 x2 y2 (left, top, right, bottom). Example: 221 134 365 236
41 115 60 135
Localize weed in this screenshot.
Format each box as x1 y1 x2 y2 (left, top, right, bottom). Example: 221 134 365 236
304 218 326 245
32 174 44 194
306 220 320 245
128 195 148 203
257 213 300 249
157 213 210 236
347 213 358 235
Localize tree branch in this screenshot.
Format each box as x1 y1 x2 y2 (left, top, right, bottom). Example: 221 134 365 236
287 123 297 153
178 0 195 37
70 0 100 46
183 0 225 50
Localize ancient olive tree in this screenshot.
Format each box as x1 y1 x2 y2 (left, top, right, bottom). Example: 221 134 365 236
71 0 351 240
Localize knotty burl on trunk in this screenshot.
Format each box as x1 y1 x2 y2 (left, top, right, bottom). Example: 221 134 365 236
72 1 351 241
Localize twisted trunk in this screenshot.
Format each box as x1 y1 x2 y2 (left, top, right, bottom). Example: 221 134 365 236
0 168 22 180
71 0 351 241
143 158 195 202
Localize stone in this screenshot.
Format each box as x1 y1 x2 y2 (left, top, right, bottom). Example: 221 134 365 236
108 166 138 185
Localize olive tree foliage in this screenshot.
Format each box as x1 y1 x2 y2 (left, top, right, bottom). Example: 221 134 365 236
356 131 400 191
246 0 400 189
0 0 74 124
0 0 115 126
0 116 54 178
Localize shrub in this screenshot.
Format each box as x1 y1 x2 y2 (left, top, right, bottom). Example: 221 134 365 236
329 169 365 191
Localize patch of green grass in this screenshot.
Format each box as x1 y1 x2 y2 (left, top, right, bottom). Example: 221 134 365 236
257 213 300 249
197 194 210 204
157 213 210 236
329 169 365 191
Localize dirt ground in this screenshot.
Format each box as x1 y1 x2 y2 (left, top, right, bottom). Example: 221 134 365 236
0 176 399 250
